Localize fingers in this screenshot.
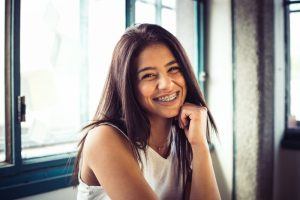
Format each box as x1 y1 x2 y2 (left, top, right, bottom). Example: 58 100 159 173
178 103 207 129
179 109 191 129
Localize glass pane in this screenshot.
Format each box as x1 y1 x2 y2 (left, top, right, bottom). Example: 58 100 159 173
161 8 176 35
0 0 5 162
135 1 156 24
138 0 156 4
20 0 125 159
162 0 175 8
290 3 300 11
289 11 300 128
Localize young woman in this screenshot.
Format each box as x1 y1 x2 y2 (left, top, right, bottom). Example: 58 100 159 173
74 23 220 200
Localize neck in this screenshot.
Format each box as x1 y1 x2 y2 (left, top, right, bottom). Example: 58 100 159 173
148 116 172 148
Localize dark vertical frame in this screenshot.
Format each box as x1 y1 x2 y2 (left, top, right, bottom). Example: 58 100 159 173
195 0 206 94
284 0 291 130
126 0 135 27
10 0 21 169
0 0 21 178
4 0 12 165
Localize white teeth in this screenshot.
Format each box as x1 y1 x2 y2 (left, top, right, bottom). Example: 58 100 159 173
157 93 177 102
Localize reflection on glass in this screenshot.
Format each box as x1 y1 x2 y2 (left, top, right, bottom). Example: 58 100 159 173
0 0 5 162
20 0 125 158
289 11 300 126
135 1 156 24
161 8 176 35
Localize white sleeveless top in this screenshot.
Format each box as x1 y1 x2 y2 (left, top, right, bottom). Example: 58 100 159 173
77 123 185 200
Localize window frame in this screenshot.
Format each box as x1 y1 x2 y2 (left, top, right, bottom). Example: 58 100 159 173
0 1 76 199
281 0 300 150
0 0 205 198
195 0 207 94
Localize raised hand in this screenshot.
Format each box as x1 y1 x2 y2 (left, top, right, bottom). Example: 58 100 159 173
178 102 209 148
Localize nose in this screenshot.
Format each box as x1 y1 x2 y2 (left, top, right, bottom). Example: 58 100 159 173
157 74 173 91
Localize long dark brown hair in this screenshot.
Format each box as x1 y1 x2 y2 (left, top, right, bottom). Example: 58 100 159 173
73 23 217 195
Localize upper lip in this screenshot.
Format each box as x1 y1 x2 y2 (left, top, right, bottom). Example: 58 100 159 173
153 91 179 99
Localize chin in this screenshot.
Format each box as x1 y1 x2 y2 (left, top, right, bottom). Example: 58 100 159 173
160 109 180 119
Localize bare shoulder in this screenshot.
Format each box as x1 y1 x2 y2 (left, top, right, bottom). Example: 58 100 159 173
83 124 134 164
82 124 157 199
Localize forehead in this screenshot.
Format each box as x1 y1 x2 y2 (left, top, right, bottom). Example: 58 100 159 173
136 43 175 69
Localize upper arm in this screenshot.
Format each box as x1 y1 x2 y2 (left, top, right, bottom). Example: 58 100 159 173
82 125 157 200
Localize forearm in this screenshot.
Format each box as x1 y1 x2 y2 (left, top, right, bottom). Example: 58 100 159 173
189 144 221 200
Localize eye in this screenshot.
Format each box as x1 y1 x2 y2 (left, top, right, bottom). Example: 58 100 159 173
168 66 180 73
141 73 157 80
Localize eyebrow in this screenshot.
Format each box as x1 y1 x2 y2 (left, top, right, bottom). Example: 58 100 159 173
137 60 178 74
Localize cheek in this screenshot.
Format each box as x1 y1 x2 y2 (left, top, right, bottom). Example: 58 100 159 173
177 75 186 90
137 82 156 101
180 77 187 99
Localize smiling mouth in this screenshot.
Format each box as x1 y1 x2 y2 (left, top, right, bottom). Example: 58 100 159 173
153 91 179 102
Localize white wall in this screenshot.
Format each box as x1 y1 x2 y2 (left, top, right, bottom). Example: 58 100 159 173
206 0 233 200
176 0 196 69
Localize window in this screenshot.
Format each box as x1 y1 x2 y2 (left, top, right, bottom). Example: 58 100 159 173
20 0 81 159
134 0 176 34
0 0 125 198
0 0 204 198
286 1 300 129
19 0 125 159
282 0 300 149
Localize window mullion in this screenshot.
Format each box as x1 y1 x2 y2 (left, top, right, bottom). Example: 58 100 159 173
4 0 12 165
126 0 135 27
284 1 291 129
195 0 206 94
10 0 22 168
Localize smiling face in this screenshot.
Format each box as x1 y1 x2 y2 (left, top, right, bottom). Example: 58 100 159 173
135 43 187 120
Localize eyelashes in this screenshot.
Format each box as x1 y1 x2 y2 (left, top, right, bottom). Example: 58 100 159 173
141 73 156 80
168 66 180 73
140 66 181 81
